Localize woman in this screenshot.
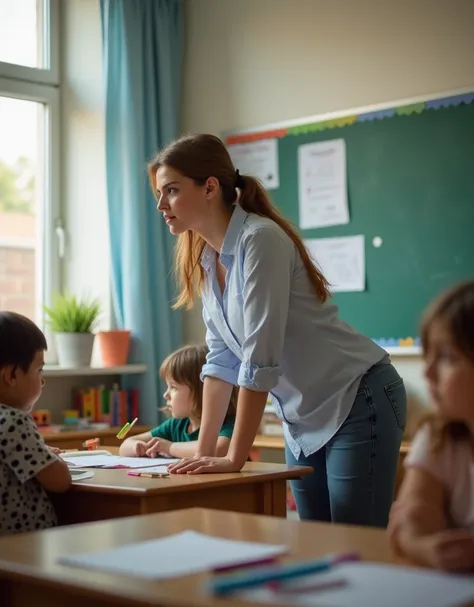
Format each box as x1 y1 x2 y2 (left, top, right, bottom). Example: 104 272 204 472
148 133 407 526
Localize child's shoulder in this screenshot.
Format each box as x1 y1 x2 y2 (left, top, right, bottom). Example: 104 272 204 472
406 421 471 480
0 404 30 434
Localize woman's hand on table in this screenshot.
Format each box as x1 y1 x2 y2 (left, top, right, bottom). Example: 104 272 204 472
167 456 242 475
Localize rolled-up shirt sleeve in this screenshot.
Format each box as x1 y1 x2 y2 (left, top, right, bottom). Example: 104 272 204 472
200 305 240 385
238 227 293 392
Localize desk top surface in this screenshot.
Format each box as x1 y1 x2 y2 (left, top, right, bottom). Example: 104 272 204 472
0 507 400 607
253 434 411 453
66 448 311 495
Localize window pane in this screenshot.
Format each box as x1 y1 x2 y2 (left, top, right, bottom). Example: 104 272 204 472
0 0 44 69
0 95 43 322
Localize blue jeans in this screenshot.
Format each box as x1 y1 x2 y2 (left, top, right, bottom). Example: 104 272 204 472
285 361 407 528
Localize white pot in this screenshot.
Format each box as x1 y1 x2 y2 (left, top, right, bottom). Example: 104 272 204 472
55 332 95 368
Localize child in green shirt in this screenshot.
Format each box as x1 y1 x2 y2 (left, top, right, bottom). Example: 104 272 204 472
120 344 237 459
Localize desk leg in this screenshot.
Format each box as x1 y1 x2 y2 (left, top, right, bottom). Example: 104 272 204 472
262 480 287 518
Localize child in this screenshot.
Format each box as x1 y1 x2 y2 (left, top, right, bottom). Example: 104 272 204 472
120 344 237 458
0 311 71 536
388 281 474 572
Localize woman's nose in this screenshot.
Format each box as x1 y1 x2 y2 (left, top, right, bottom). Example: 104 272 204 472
157 197 168 212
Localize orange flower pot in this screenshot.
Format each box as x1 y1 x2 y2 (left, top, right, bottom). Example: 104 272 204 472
96 330 131 367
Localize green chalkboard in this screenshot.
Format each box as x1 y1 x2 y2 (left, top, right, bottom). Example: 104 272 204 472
231 101 474 340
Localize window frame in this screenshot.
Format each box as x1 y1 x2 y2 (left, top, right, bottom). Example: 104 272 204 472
0 0 61 326
0 0 60 86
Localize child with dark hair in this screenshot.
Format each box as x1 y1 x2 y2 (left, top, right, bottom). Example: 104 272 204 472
0 312 71 535
389 281 474 572
120 344 236 459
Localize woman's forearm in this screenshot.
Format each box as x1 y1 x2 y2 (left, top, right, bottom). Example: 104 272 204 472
227 387 268 469
196 376 234 457
169 437 229 459
169 441 201 458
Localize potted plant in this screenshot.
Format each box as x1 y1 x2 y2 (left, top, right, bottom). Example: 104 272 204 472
96 329 131 367
44 293 101 367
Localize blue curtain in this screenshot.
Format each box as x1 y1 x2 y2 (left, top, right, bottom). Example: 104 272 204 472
100 0 183 424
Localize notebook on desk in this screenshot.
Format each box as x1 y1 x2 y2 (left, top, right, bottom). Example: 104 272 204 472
58 530 287 578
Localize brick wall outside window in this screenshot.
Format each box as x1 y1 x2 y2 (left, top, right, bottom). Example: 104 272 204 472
0 212 36 320
0 245 35 319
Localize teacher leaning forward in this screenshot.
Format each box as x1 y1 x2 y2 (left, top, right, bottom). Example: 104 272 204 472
148 134 407 527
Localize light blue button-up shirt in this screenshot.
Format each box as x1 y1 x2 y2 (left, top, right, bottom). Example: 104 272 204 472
200 203 387 458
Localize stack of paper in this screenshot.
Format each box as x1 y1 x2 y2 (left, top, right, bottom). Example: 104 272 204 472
59 530 287 578
61 453 180 469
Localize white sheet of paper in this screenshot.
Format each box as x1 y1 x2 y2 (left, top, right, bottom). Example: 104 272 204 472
59 530 287 579
62 454 180 469
60 450 112 457
240 562 474 607
228 139 279 189
69 470 95 481
110 457 180 469
305 235 365 292
298 139 349 229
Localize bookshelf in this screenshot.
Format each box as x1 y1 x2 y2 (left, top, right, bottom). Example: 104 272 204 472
38 364 148 442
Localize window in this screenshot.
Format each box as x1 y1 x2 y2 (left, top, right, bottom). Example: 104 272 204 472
0 0 42 69
0 0 60 325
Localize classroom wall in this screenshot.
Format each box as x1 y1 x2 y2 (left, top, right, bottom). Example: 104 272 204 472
181 0 474 406
58 0 474 406
59 0 111 363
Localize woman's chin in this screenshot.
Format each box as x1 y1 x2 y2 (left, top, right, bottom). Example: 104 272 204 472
168 222 185 236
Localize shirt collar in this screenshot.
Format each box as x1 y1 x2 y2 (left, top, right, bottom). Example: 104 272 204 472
200 204 249 270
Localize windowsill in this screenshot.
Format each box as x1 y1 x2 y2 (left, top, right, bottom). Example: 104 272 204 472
43 364 147 378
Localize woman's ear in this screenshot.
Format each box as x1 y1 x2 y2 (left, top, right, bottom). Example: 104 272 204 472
205 176 220 199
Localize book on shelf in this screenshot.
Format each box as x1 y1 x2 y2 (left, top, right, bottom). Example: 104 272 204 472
72 385 139 427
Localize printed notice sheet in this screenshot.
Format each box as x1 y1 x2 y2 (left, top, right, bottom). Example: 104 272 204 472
305 235 365 292
228 139 279 189
298 139 349 229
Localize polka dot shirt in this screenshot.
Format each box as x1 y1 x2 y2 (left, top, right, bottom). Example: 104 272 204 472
0 404 58 535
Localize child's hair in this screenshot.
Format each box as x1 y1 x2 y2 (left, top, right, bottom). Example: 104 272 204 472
159 344 237 420
419 280 474 451
148 133 331 310
0 311 47 372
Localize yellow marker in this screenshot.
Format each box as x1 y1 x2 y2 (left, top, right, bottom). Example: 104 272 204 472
116 422 129 439
116 417 138 440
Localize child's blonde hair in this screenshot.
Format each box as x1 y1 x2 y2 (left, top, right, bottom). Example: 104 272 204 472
420 280 474 451
159 344 238 420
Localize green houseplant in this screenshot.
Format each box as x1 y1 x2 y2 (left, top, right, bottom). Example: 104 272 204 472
44 293 101 367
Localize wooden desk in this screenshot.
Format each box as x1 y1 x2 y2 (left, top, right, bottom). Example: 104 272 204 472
52 455 312 523
40 426 152 450
0 507 405 607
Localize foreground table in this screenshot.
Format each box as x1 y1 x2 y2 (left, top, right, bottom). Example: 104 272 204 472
51 457 312 523
0 507 405 607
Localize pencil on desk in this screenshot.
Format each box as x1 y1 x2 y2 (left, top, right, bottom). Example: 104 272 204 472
127 470 169 478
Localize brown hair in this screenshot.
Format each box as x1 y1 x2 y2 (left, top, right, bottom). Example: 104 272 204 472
148 134 330 310
159 344 237 420
0 311 47 373
419 280 474 451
